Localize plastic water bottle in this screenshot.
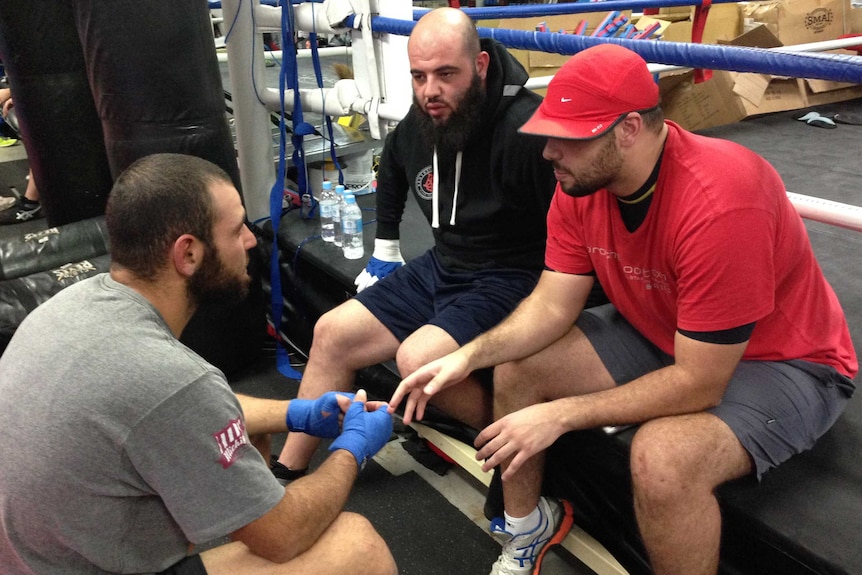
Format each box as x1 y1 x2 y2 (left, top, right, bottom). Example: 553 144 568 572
341 194 364 260
318 180 336 242
333 184 346 247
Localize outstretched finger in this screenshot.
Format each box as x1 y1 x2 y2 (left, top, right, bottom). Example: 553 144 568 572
387 379 412 414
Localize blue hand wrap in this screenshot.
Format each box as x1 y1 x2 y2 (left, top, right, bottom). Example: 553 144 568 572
365 256 403 280
286 391 355 438
329 399 394 469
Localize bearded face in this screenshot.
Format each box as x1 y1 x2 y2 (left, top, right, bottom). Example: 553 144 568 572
555 130 624 198
186 241 250 308
414 71 486 153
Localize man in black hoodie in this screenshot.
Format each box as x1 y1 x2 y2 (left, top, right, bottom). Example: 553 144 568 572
274 15 576 555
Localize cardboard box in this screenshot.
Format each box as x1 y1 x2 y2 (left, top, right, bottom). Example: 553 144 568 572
491 11 633 80
844 3 862 33
650 3 742 44
660 25 862 130
739 0 847 45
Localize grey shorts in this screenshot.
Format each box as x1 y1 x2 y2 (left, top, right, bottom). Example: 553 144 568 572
157 555 206 575
356 249 540 346
577 304 855 479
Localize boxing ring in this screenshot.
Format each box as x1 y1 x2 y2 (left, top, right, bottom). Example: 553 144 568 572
212 2 862 574
0 1 857 572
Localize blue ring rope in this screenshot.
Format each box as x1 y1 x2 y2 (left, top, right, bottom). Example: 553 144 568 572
364 15 862 84
413 0 740 20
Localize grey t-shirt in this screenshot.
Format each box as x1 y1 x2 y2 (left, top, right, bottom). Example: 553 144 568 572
0 274 285 574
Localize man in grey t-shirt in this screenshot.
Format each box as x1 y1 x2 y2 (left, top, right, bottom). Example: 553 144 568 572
0 154 396 575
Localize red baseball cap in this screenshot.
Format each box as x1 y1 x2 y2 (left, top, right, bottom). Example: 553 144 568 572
520 44 659 140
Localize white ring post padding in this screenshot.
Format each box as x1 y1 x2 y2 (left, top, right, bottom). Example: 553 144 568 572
786 192 862 233
294 2 343 35
221 0 276 222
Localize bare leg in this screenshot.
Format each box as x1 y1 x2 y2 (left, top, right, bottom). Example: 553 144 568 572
631 413 752 575
397 324 493 430
201 512 397 575
277 300 400 470
493 325 615 517
24 169 38 202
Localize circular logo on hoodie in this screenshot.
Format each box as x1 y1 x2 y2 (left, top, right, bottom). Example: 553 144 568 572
415 166 434 201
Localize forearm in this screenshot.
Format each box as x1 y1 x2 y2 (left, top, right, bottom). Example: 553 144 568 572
557 364 726 432
278 450 359 554
233 450 358 562
463 272 590 371
235 394 290 436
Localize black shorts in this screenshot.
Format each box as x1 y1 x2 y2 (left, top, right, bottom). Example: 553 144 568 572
577 304 855 479
356 249 540 346
157 555 206 575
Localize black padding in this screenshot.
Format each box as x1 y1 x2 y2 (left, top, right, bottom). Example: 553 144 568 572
0 216 110 280
0 254 112 353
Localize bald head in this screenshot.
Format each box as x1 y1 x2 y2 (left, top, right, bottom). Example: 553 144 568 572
410 7 481 60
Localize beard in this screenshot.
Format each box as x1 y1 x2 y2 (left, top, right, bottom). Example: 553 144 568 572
414 72 486 153
187 244 250 308
558 132 624 198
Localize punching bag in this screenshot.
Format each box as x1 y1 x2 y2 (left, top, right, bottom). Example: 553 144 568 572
75 0 261 375
0 2 114 227
73 0 241 187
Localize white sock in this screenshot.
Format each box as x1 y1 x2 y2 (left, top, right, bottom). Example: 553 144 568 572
504 505 541 533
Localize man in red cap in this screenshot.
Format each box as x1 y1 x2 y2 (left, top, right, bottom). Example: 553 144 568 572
390 44 857 574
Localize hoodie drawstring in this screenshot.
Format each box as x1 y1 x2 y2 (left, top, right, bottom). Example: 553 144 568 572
431 147 462 229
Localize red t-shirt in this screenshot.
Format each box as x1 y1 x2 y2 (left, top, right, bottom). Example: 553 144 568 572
546 121 857 378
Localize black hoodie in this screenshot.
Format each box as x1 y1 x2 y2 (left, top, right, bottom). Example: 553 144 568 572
374 38 556 272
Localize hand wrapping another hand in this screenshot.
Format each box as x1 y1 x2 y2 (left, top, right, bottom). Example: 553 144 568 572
329 389 394 469
286 391 355 438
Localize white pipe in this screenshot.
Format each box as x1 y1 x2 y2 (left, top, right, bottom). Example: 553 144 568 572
786 192 862 232
260 84 408 122
216 46 351 63
294 2 344 34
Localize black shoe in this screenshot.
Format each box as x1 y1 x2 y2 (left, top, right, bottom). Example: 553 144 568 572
270 455 308 485
0 198 43 225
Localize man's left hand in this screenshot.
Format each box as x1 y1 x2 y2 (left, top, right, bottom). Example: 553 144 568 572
474 403 566 480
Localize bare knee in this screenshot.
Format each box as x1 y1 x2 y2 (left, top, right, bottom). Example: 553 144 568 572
310 308 349 360
494 360 543 407
335 513 397 575
630 419 704 504
396 337 447 377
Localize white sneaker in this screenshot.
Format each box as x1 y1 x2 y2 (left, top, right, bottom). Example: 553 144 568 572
489 497 574 575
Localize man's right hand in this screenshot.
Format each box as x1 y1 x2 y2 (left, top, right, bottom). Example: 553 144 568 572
328 390 393 468
387 351 472 424
354 239 404 292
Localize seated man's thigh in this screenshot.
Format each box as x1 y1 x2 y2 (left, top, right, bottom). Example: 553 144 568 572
707 359 852 479
354 252 438 343
428 268 540 346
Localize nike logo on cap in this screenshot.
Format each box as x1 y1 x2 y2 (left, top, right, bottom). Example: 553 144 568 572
561 97 572 102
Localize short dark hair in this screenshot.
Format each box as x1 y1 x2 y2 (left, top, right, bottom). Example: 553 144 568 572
105 153 233 280
641 106 666 134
